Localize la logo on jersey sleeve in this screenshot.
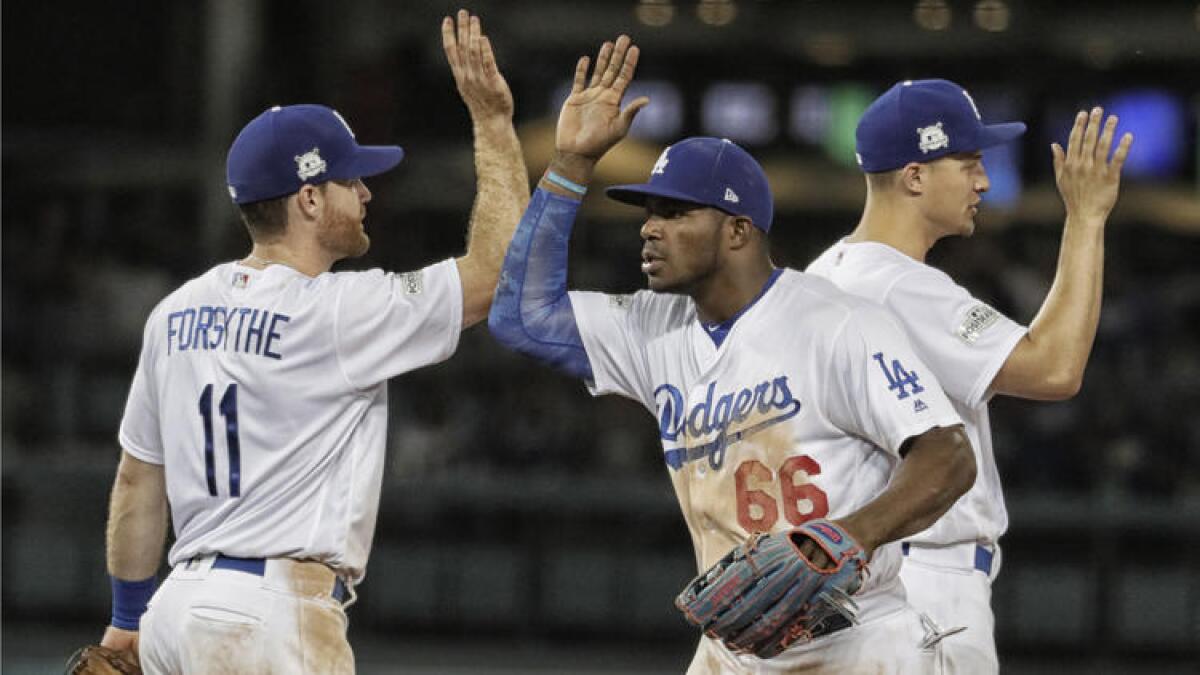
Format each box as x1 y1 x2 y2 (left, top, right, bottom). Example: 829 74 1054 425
873 352 929 413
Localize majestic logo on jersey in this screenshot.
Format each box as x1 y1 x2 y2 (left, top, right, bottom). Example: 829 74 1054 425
917 122 949 154
956 303 1000 344
295 148 327 180
723 187 739 203
873 352 925 400
651 148 670 175
656 376 803 471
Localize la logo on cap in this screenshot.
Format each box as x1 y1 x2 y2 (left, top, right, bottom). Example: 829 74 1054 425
651 148 670 175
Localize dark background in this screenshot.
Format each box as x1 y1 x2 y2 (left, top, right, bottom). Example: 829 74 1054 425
4 1 1198 672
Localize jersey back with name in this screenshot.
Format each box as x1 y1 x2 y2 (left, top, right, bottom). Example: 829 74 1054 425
118 260 462 580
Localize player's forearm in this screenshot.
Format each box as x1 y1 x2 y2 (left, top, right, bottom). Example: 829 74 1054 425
1002 217 1104 400
468 118 529 259
106 453 168 580
473 115 530 212
458 119 529 326
836 425 975 557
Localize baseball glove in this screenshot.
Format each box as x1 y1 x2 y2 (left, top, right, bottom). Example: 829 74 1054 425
64 645 141 675
675 519 869 659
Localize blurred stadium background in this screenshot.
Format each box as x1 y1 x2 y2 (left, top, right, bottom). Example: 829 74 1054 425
3 0 1199 672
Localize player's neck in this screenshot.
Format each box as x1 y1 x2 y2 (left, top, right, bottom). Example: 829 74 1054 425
849 197 937 263
691 260 775 325
242 242 334 277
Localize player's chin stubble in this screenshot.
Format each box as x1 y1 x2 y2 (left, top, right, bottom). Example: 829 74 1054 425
320 208 370 259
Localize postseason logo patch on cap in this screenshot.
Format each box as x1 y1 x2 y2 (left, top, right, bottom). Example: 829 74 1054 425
917 122 950 154
294 148 327 180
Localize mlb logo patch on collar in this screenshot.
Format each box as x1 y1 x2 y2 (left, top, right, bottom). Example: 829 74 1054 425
233 271 251 289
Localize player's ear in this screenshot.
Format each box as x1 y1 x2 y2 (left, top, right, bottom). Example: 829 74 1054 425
294 184 324 219
726 215 755 250
900 163 925 195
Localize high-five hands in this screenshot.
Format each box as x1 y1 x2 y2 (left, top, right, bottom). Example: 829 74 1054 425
1051 107 1134 223
442 9 513 122
556 35 650 161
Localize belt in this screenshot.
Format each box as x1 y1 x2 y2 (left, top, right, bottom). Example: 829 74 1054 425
901 542 994 575
810 610 853 639
212 554 349 603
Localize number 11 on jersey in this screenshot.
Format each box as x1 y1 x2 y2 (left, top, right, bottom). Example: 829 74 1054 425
199 383 241 498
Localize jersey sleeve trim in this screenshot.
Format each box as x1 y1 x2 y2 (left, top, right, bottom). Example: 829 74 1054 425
964 322 1026 408
438 259 465 361
883 414 965 458
118 431 165 466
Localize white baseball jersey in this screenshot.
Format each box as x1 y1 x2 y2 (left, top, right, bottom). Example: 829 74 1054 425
569 269 963 607
807 240 1026 547
118 259 463 582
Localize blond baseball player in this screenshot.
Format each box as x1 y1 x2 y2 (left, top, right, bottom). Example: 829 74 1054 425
91 12 528 673
488 38 978 673
807 79 1133 673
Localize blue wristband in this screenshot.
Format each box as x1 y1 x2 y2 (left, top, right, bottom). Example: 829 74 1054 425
544 170 587 196
111 575 157 630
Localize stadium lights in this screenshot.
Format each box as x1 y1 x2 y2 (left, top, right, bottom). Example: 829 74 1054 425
635 0 675 27
974 0 1010 32
914 0 952 31
697 0 738 26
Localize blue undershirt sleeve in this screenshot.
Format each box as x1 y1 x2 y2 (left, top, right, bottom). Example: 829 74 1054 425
487 187 593 380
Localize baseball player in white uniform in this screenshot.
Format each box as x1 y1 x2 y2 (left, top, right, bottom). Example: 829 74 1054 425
488 38 978 673
95 12 528 673
807 79 1133 673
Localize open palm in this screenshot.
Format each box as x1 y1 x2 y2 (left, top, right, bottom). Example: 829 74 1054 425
1051 107 1134 223
442 10 513 121
556 35 649 160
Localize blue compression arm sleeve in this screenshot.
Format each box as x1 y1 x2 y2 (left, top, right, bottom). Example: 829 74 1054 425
488 187 593 380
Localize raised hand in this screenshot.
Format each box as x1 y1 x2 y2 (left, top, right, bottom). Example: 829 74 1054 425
1051 107 1134 223
442 10 513 122
556 35 650 160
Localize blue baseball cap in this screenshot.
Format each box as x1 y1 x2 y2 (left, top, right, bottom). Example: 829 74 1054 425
855 79 1026 173
606 136 773 232
226 104 404 205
